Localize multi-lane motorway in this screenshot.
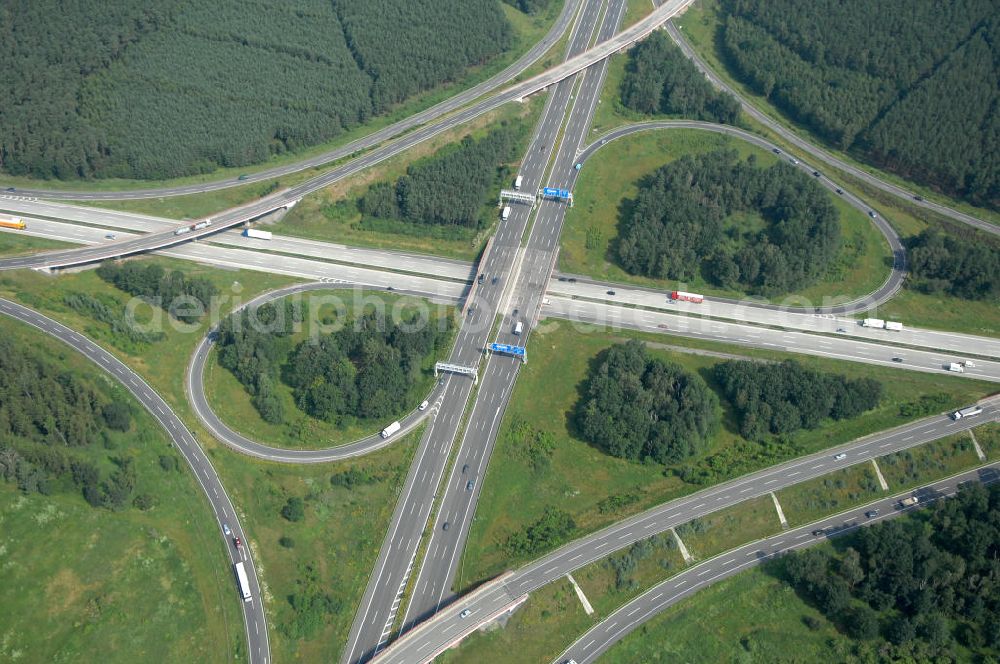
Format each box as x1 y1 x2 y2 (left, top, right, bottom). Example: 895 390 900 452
556 462 1000 664
372 399 1000 664
0 299 271 664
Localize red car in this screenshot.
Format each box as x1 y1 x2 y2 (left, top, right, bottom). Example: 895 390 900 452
233 537 242 549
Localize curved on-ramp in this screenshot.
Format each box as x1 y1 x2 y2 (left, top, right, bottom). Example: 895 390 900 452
0 298 271 664
187 282 448 463
575 120 907 314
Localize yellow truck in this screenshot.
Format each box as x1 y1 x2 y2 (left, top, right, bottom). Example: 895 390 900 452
0 216 26 230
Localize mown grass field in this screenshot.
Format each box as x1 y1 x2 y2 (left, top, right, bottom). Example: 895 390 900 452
0 231 71 257
0 316 239 663
878 433 983 490
560 129 891 304
676 495 781 560
202 289 454 450
458 319 994 588
778 464 883 528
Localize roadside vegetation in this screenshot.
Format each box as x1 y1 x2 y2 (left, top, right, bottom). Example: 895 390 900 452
207 289 453 447
270 100 541 260
561 130 890 303
458 320 993 587
716 0 1000 211
0 316 238 662
0 233 70 257
0 0 515 182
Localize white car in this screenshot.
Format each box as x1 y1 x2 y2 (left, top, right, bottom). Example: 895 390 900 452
460 609 471 618
419 400 429 411
834 453 847 461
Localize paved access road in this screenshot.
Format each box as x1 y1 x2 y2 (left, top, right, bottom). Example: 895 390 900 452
0 298 271 664
0 0 694 273
665 23 999 237
558 462 1000 664
371 400 999 663
0 0 584 202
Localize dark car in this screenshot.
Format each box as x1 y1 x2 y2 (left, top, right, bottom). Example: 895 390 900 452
835 188 843 194
466 480 475 491
491 275 498 285
913 195 924 202
812 529 825 537
558 276 568 282
477 274 485 285
462 464 469 474
865 509 879 518
567 277 577 283
607 290 616 296
4 187 14 192
442 522 450 531
772 148 781 155
238 174 249 181
892 357 904 363
812 171 821 177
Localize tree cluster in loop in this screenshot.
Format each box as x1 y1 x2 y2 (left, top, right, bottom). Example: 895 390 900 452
617 150 841 295
577 340 719 464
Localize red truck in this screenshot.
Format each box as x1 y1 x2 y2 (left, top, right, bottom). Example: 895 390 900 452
669 291 704 304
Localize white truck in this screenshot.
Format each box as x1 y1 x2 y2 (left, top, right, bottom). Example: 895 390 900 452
513 321 523 335
234 562 252 602
899 496 919 507
885 321 903 331
952 405 984 421
514 175 523 190
501 206 512 221
381 421 401 439
861 318 903 331
243 228 273 240
947 362 966 373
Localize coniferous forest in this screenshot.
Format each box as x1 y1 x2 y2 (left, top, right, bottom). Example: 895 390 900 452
717 0 1000 209
0 0 513 181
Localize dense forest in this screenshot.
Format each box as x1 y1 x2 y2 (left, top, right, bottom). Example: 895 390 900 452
0 336 148 510
0 0 513 180
906 229 1000 302
216 301 450 425
782 481 1000 658
359 123 523 228
617 150 841 295
97 261 218 323
501 0 552 14
621 31 740 124
714 360 883 441
717 0 1000 209
577 341 719 464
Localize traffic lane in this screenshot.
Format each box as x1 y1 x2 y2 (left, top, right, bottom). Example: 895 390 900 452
508 401 999 594
543 297 1000 382
6 0 585 201
398 0 611 621
395 0 608 630
0 198 474 281
375 410 998 664
547 278 1000 359
2 218 468 297
561 462 1000 664
0 298 270 663
664 23 997 237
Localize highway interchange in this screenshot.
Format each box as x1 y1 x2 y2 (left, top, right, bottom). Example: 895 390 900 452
0 2 998 664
